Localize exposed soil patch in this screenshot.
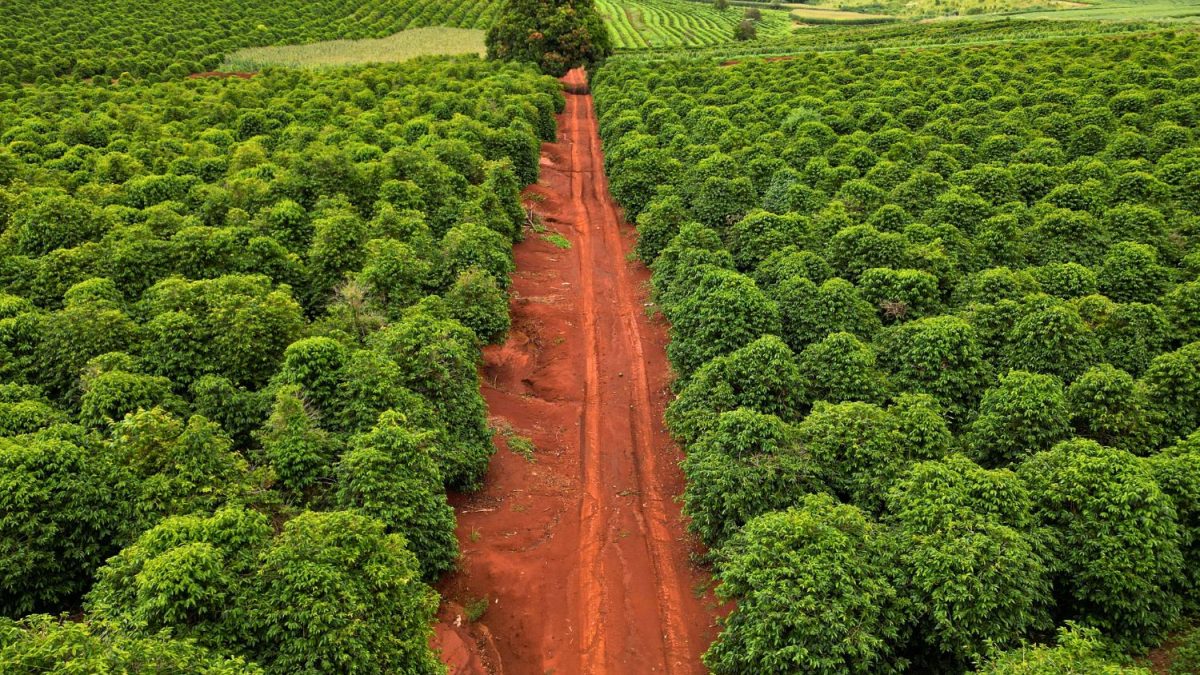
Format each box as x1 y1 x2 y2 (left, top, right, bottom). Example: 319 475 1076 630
435 601 504 675
1144 632 1186 674
436 68 720 675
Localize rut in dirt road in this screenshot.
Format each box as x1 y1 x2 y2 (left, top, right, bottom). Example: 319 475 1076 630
565 67 696 675
438 69 718 675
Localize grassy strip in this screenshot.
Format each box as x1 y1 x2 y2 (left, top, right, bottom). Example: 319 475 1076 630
790 7 898 23
222 27 484 70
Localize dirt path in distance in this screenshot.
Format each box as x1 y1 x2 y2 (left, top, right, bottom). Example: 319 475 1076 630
437 68 718 675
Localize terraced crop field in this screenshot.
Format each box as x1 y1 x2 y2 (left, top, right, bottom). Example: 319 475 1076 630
597 0 796 48
1004 0 1200 20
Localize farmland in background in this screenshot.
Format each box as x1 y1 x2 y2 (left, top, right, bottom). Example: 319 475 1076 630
609 16 1167 61
802 0 1075 17
804 0 1200 19
8 0 1200 672
789 6 897 23
222 27 485 70
597 0 796 48
0 0 500 82
1002 0 1200 20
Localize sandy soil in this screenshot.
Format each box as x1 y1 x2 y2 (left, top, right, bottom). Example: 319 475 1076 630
436 68 720 675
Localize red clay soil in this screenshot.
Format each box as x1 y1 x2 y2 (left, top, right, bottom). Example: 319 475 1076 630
435 68 720 675
435 601 504 674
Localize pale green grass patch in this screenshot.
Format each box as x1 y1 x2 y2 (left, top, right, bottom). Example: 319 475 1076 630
1003 0 1200 21
542 232 572 249
464 596 490 622
491 417 538 463
222 27 486 70
789 6 896 23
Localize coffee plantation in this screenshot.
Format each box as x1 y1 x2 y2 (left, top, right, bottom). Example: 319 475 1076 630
6 0 1200 670
595 28 1200 672
0 55 561 671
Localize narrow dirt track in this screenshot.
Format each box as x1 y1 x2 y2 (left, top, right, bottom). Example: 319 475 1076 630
437 68 718 675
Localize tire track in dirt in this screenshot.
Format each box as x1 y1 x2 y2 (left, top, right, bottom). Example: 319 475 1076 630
567 69 612 670
565 67 694 675
437 68 718 675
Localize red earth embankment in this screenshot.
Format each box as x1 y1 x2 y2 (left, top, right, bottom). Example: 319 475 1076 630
437 68 719 675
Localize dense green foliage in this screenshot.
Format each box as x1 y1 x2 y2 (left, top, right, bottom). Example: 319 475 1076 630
972 624 1152 674
679 408 817 545
0 0 502 84
8 0 1200 671
0 613 262 673
1168 625 1200 674
0 49 559 670
486 0 613 76
83 508 441 673
708 494 906 673
0 435 137 617
614 17 1168 62
886 454 1051 668
1020 439 1184 648
596 27 1200 672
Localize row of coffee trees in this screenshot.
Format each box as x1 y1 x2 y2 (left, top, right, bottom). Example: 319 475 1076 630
0 53 563 671
595 29 1200 673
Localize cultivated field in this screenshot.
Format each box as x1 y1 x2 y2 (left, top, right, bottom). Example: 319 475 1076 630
596 27 1200 671
804 0 1080 17
597 0 796 48
789 6 896 23
222 27 486 69
612 16 1167 60
8 0 1200 672
0 0 500 82
1005 0 1200 20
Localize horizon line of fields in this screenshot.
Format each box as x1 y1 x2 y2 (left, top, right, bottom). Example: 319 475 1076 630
214 0 1200 70
605 17 1196 61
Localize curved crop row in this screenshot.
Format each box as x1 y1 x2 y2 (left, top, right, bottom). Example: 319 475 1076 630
597 0 795 49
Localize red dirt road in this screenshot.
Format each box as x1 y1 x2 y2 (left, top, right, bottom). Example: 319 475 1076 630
437 68 718 675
